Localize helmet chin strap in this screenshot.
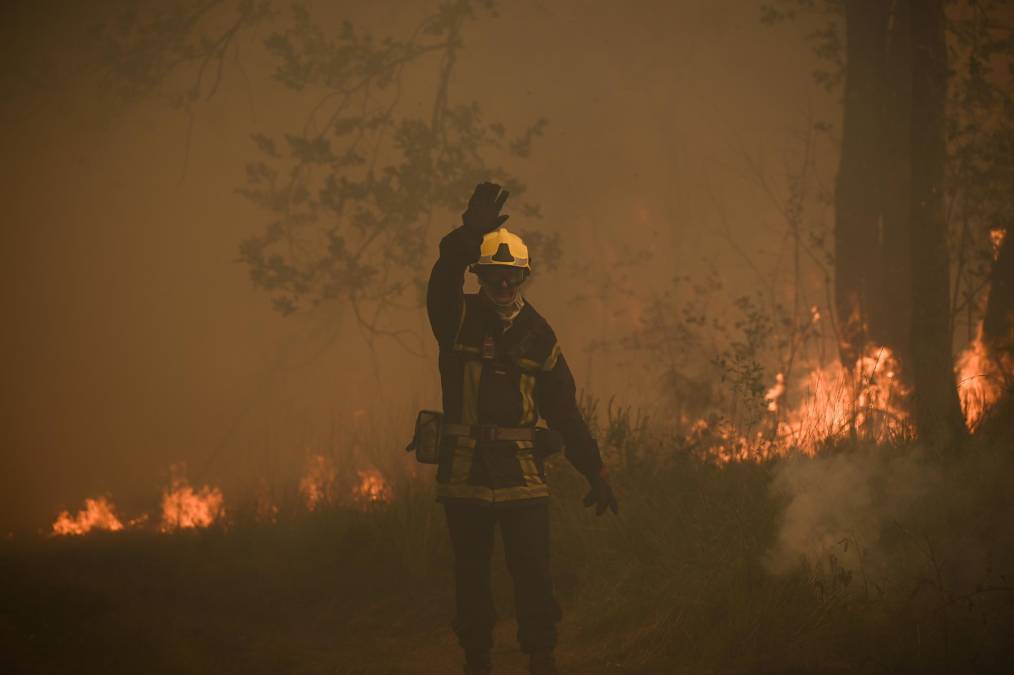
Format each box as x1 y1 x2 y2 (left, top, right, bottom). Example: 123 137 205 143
481 285 525 323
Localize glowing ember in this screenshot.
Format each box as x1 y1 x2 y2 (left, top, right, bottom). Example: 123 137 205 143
687 418 779 465
255 482 280 523
990 227 1007 260
160 465 225 532
300 454 337 511
353 468 392 505
299 455 391 510
52 497 124 536
257 501 280 523
956 323 1012 430
765 372 786 413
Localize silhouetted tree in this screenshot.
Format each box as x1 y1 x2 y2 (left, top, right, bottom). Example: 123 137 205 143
948 1 1014 355
983 232 1013 351
909 0 966 447
95 0 551 354
834 0 897 363
764 1 914 366
761 0 1014 441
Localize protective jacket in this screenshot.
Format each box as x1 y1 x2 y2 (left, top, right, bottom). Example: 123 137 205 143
427 225 603 506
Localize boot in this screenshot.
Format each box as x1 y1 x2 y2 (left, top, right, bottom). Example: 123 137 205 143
463 649 491 675
529 649 559 675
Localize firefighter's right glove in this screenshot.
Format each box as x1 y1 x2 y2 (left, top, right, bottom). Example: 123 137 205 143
582 467 619 516
462 182 510 234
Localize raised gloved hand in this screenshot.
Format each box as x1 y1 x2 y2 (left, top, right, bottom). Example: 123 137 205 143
462 182 510 234
582 467 619 516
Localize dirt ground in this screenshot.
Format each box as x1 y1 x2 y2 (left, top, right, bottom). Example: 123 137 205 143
1 529 630 675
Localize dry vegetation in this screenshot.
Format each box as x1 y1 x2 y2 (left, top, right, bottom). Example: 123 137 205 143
4 409 1013 675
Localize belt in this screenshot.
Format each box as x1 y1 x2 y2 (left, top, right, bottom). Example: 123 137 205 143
443 423 536 442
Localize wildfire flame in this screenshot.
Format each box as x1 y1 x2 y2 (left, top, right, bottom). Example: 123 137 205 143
765 372 786 413
692 346 911 464
52 497 124 536
956 322 1012 430
775 346 910 454
160 465 225 532
687 418 778 464
809 305 821 325
299 455 391 510
300 454 337 511
49 455 392 538
990 227 1006 260
353 468 392 505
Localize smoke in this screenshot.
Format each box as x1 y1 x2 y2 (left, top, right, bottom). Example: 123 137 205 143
765 442 1014 596
766 445 936 573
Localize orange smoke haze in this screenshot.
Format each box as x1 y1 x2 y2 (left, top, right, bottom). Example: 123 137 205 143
4 2 1009 532
47 328 1008 538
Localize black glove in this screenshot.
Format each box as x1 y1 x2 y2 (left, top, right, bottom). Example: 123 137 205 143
583 468 619 516
462 182 510 234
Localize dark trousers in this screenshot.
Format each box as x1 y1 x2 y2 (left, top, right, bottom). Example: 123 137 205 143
444 502 562 654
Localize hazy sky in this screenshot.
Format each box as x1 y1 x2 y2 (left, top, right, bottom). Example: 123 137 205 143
0 0 836 531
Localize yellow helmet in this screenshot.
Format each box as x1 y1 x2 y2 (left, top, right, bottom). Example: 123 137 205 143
471 227 530 271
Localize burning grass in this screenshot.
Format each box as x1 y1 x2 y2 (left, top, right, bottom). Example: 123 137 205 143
956 323 1014 431
48 456 394 538
682 345 913 465
51 496 124 536
159 465 226 532
298 454 393 512
49 465 228 537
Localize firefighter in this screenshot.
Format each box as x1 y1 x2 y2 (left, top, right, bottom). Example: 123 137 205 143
427 182 618 675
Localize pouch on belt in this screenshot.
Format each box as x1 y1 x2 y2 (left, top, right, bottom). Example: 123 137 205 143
404 410 444 464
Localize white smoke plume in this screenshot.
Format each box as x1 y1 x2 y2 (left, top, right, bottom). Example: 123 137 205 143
765 442 1014 597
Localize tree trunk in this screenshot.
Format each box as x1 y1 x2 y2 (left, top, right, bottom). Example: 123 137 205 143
877 1 914 368
983 229 1014 353
909 0 966 448
981 228 1014 435
835 0 891 364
